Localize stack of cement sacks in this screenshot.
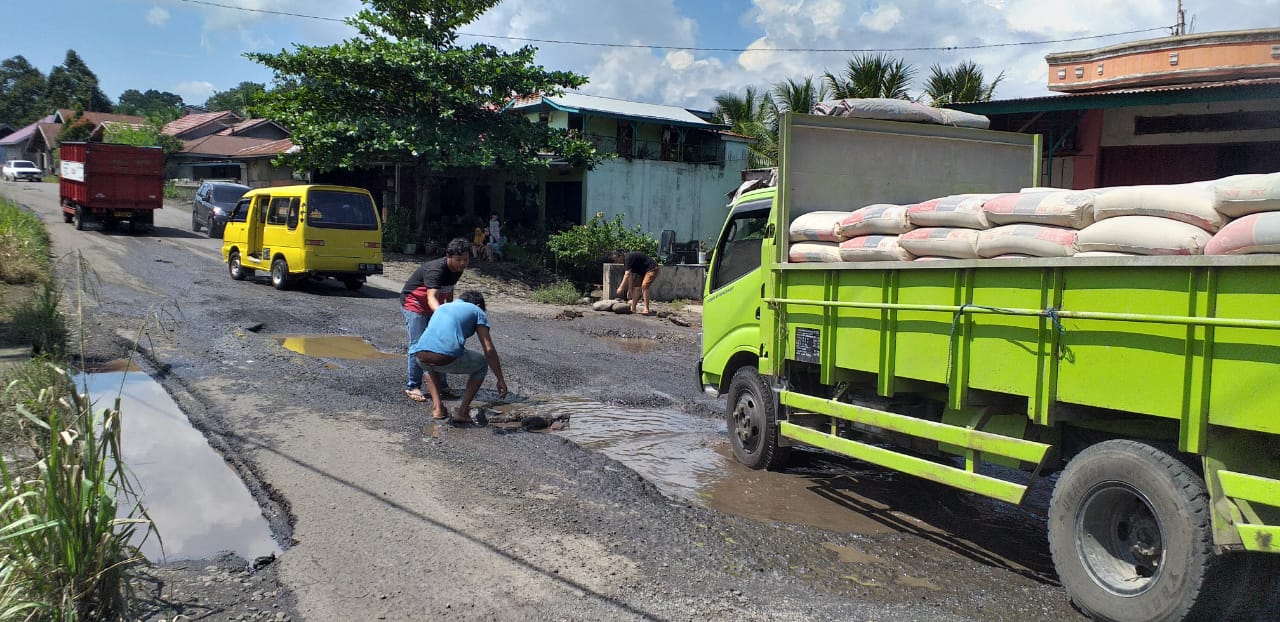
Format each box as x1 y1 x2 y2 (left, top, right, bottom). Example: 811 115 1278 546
786 172 1280 262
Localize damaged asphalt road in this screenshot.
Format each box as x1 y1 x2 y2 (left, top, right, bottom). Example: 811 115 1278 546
4 181 1083 621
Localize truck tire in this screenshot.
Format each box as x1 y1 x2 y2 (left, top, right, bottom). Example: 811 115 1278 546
63 210 73 224
342 277 364 291
74 206 85 231
1048 440 1222 622
270 257 291 290
228 251 250 281
726 367 789 470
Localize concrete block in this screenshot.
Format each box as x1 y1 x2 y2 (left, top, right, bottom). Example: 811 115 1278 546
603 263 706 302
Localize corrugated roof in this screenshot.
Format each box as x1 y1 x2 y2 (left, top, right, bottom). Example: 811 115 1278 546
163 111 240 137
0 115 55 146
952 77 1280 114
216 118 276 136
182 134 292 158
55 109 147 127
510 92 719 128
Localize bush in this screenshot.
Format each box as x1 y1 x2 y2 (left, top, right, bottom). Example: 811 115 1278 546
530 281 580 305
10 280 67 357
547 215 657 285
0 198 50 285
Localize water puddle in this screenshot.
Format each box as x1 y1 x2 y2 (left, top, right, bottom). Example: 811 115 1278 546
604 337 657 354
274 334 399 360
75 365 279 563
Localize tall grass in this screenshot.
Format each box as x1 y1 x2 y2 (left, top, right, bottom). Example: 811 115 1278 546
0 359 153 621
531 280 580 305
0 199 49 286
9 281 66 358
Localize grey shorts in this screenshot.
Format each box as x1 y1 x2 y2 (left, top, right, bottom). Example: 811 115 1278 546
425 349 488 381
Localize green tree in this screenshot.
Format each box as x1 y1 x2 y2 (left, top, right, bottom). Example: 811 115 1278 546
56 110 94 143
712 87 777 168
923 61 1004 106
771 76 828 116
246 0 598 227
0 55 47 126
116 89 184 122
44 50 111 113
547 214 657 285
202 81 266 117
824 53 916 100
102 121 183 154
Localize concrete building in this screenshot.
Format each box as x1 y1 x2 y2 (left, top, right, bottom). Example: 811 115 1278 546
952 28 1280 189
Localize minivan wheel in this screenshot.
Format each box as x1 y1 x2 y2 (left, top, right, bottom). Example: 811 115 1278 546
342 277 364 291
192 209 201 232
271 258 291 290
228 251 249 280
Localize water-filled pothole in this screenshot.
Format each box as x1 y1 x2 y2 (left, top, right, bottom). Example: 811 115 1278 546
76 365 279 562
274 334 399 360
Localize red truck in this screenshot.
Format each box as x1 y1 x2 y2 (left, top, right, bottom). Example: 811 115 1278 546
59 142 164 232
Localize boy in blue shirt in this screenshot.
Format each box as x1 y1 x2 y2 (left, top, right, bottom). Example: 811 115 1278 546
410 291 508 422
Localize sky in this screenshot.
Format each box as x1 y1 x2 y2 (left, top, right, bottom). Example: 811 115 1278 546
3 0 1278 113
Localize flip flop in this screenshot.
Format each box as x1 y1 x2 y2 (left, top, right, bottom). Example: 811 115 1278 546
431 412 449 421
405 389 428 402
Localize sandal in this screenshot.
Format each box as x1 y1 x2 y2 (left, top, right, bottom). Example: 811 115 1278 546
431 411 449 420
405 389 428 403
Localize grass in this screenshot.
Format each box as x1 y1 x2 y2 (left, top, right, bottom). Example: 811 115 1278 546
530 280 581 305
0 198 51 285
8 281 67 358
669 298 694 312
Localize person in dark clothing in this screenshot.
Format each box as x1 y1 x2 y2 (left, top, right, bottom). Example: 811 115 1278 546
411 291 508 423
613 250 660 315
401 238 470 403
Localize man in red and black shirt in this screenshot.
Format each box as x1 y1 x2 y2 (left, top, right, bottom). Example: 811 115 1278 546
401 238 471 403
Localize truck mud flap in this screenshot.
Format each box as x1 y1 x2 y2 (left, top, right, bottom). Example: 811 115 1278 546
1216 471 1280 553
778 390 1051 505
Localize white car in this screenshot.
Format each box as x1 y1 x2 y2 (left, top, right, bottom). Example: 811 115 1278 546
2 160 43 182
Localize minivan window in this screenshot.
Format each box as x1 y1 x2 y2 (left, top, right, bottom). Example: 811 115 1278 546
267 197 292 226
306 190 378 230
229 199 250 223
287 198 300 230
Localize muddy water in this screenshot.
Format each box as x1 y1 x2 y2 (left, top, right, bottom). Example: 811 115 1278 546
275 334 400 360
76 366 279 563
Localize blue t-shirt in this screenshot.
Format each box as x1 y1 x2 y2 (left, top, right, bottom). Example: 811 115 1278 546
410 301 489 358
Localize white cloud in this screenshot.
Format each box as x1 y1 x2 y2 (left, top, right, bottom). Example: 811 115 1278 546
859 4 903 32
146 6 170 27
174 80 217 104
665 50 695 71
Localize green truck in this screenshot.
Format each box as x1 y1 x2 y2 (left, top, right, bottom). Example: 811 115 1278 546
698 112 1280 621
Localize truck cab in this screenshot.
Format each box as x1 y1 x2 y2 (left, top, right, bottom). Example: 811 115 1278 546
700 190 773 396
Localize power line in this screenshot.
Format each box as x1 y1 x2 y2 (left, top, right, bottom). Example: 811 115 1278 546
175 0 1174 54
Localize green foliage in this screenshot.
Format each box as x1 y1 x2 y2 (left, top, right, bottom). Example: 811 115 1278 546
10 280 66 357
43 50 111 113
0 55 48 126
202 81 267 117
712 87 777 168
824 53 916 100
56 112 93 144
771 76 827 116
246 0 600 177
0 198 50 285
102 122 183 154
547 214 656 284
924 61 1004 106
0 358 151 621
530 280 580 305
382 208 411 250
115 89 183 122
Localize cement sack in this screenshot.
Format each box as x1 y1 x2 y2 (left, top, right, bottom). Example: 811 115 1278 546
591 299 615 311
912 256 953 262
1212 173 1280 218
977 224 1077 258
898 228 981 259
838 235 913 262
1092 184 1225 232
1075 251 1138 257
813 98 990 129
908 195 994 230
1077 216 1211 255
1205 212 1280 255
789 241 842 263
789 211 847 242
836 205 912 239
983 191 1096 229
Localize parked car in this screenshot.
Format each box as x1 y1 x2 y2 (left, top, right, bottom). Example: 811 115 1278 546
192 180 250 238
2 160 43 182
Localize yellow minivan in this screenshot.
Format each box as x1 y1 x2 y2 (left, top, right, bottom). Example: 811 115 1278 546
221 184 383 291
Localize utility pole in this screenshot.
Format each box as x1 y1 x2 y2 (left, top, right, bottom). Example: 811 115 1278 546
1175 0 1187 36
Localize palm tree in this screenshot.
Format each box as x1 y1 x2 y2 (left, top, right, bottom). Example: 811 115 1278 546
770 76 829 117
712 86 769 127
713 86 778 168
824 53 916 100
923 61 1005 105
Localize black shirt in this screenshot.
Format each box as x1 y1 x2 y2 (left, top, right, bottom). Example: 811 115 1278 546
624 251 657 276
400 257 462 312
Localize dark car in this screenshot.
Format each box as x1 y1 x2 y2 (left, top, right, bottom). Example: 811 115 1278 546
192 181 250 238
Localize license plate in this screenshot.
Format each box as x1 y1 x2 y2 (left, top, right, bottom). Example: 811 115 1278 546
114 211 133 218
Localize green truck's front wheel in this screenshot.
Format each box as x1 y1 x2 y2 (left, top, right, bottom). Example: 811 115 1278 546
726 367 788 470
1049 440 1221 622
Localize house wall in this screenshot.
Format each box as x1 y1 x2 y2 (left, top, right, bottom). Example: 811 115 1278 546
584 155 742 245
1098 99 1280 147
246 159 296 187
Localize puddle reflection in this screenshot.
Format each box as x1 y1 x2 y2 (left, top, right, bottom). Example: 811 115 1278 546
275 334 399 360
76 368 279 562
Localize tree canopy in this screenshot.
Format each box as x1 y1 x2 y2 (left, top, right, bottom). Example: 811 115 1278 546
0 56 47 126
203 81 267 117
246 0 597 176
824 53 916 100
116 89 184 122
923 61 1005 106
44 50 111 113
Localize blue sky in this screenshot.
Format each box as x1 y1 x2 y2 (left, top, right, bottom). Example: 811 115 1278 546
3 0 1277 113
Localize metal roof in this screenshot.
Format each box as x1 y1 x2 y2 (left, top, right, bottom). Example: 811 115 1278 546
951 78 1280 114
181 134 293 158
509 92 723 129
0 115 55 146
163 111 241 137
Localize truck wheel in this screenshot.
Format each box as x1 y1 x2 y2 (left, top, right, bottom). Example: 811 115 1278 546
228 251 249 281
63 210 73 224
726 367 789 470
1048 440 1222 622
342 277 364 291
270 258 291 290
192 209 202 232
74 206 85 231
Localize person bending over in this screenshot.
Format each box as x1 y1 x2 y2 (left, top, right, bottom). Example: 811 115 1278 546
613 250 660 316
400 238 470 403
411 291 508 422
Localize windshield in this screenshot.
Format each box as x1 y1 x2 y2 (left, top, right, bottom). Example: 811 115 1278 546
211 185 249 203
305 189 379 230
12 161 36 168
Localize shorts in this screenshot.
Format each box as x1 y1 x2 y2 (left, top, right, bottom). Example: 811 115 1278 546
422 349 488 381
630 266 660 290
